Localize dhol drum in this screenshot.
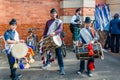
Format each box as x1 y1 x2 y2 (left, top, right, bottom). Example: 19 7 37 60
40 35 62 51
11 43 28 59
76 42 104 60
11 43 35 69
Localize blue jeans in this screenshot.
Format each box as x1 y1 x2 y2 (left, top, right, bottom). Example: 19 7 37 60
45 47 64 68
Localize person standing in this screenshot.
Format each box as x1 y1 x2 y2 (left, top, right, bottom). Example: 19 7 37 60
42 8 65 75
109 13 120 53
77 17 99 77
4 19 24 80
70 8 82 52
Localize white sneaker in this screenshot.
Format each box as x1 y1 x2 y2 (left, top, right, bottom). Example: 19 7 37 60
77 71 82 75
42 64 51 69
88 73 93 77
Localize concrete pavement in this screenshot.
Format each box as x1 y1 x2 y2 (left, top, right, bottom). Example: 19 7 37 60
0 48 120 80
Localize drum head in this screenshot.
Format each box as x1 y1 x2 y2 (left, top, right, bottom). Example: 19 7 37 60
11 43 28 59
53 35 62 47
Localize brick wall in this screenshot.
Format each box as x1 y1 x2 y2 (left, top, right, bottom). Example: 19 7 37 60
0 0 60 41
96 0 106 5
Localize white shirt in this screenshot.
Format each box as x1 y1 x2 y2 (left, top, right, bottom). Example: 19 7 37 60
70 13 81 24
4 30 19 54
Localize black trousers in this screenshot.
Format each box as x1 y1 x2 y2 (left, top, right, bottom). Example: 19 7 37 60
110 34 120 53
7 53 17 79
104 31 111 49
79 57 94 74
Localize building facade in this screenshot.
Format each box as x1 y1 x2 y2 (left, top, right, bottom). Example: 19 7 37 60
0 0 106 45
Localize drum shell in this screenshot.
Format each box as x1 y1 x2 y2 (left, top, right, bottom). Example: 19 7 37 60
41 35 62 51
76 42 104 60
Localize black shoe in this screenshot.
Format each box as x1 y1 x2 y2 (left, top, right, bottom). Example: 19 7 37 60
10 75 12 78
73 50 75 53
104 47 108 49
114 51 119 53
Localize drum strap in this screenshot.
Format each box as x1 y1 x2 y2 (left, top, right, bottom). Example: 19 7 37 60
55 19 65 38
55 19 59 30
47 20 57 35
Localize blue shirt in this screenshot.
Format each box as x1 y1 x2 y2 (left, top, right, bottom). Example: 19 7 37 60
109 18 120 34
4 29 15 41
4 30 19 54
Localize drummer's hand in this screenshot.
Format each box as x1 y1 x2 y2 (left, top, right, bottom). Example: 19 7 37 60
78 41 83 47
77 21 81 24
40 37 44 41
90 41 94 44
19 40 25 43
50 32 55 37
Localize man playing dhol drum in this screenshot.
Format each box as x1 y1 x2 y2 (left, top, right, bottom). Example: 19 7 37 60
4 19 24 80
77 17 99 77
42 8 65 75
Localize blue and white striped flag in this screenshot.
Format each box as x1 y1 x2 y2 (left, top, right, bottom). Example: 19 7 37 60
95 4 111 31
95 6 103 31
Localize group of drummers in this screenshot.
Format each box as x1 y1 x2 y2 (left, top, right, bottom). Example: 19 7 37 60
3 8 103 80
